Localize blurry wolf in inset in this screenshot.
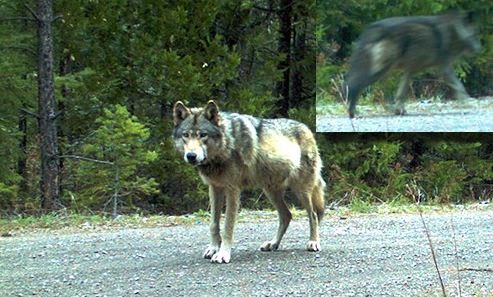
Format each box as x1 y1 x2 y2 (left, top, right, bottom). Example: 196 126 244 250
345 11 481 118
172 100 325 264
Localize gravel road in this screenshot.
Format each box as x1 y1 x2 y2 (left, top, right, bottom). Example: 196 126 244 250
316 110 493 132
316 97 493 132
1 210 493 296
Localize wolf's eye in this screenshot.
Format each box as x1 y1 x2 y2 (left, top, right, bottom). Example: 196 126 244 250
182 132 190 138
199 132 208 138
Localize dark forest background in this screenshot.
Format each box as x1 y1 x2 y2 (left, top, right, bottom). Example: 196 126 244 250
0 0 492 216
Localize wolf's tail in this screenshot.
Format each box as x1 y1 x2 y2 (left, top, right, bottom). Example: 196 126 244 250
312 177 326 222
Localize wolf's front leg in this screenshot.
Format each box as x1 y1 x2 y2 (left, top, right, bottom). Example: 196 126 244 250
211 188 240 264
203 186 225 259
442 65 469 100
393 72 410 116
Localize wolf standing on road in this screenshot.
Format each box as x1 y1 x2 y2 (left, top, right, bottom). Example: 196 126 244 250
345 11 481 118
172 100 325 264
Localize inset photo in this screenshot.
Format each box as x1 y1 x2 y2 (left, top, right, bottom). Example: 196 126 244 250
316 1 493 132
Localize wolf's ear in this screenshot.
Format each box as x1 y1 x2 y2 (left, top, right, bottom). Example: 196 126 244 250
173 101 190 127
465 11 476 24
204 100 221 125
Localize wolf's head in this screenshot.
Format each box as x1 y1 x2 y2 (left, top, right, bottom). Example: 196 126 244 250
172 100 222 166
448 11 481 54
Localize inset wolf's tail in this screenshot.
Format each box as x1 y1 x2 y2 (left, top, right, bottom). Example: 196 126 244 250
312 177 326 222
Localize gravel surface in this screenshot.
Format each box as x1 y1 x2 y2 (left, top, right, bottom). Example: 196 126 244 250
316 111 493 132
316 97 493 132
2 210 493 296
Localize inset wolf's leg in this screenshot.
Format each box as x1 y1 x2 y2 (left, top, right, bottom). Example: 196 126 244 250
394 72 411 115
442 65 469 100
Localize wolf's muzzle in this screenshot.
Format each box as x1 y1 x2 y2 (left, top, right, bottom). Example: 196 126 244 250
186 152 198 164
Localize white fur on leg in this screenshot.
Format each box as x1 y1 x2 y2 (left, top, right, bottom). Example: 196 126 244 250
306 240 321 252
210 247 231 264
203 244 220 259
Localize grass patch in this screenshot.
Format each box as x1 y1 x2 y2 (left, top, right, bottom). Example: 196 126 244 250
0 202 490 235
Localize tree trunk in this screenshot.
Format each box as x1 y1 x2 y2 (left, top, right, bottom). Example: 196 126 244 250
276 0 293 117
58 51 73 198
37 0 59 210
17 105 28 194
291 13 305 108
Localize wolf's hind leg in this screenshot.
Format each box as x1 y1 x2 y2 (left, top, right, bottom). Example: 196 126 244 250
260 188 292 252
203 186 224 259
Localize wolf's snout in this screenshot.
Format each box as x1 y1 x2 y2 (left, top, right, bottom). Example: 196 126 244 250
186 152 197 163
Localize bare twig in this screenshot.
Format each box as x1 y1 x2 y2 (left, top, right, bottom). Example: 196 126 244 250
1 46 37 56
408 181 447 296
418 208 447 297
253 2 293 13
24 4 40 21
52 15 63 22
458 268 493 273
57 154 114 165
52 109 64 120
330 74 348 106
449 215 462 296
20 108 40 119
0 16 36 22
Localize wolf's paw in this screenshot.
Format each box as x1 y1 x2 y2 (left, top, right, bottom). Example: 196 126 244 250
210 249 231 264
394 107 407 116
306 240 321 252
260 241 279 252
203 245 220 259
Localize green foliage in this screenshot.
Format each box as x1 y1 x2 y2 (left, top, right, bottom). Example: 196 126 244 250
69 105 158 211
323 137 411 203
320 134 493 206
417 160 467 203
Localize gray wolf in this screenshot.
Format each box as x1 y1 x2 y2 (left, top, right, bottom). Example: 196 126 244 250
172 100 325 264
345 11 481 118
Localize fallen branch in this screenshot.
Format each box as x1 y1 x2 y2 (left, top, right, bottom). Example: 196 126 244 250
458 268 493 273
